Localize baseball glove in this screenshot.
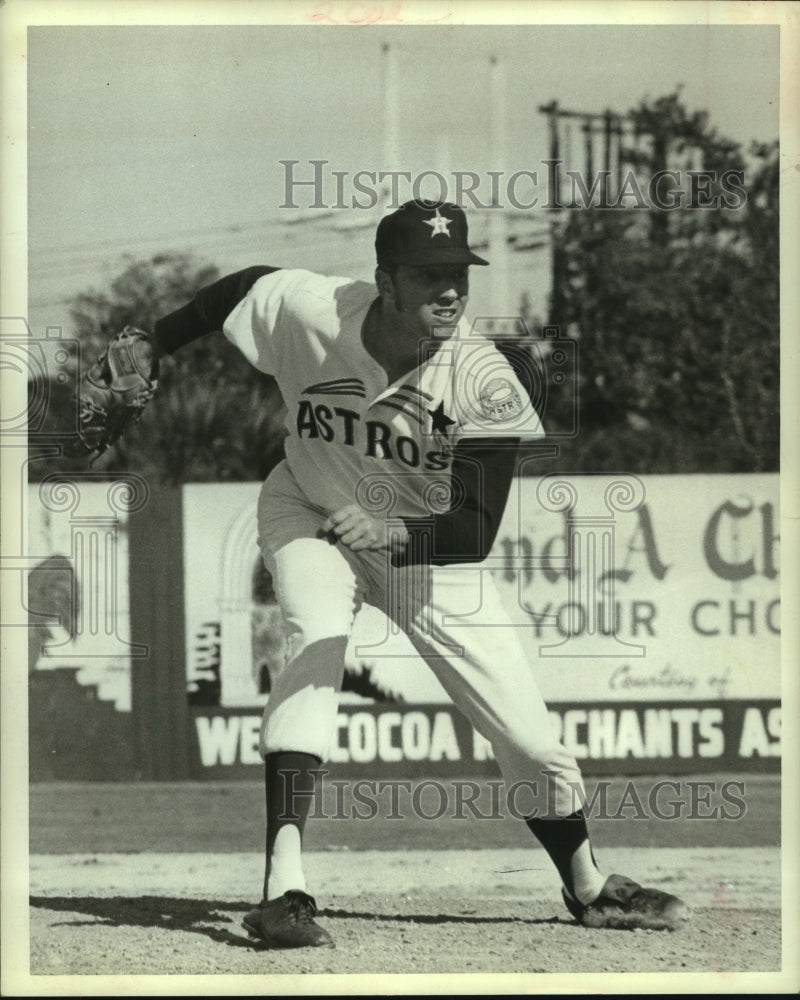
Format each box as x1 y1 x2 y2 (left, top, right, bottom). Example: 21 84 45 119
66 326 160 459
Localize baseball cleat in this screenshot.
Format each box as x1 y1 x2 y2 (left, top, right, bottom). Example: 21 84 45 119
562 874 690 931
242 890 335 949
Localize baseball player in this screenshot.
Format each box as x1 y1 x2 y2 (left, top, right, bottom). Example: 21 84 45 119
85 200 688 948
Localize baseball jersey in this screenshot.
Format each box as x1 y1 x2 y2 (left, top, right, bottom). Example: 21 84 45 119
220 268 544 520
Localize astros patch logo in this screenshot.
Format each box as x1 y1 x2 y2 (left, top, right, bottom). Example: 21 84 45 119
479 378 522 421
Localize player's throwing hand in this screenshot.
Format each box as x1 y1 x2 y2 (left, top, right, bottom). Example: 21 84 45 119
321 504 409 554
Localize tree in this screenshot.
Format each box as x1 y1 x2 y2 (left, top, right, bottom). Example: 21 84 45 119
30 253 286 484
542 94 779 473
68 253 220 363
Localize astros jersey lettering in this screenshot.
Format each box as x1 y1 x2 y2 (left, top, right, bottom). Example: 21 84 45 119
222 268 543 517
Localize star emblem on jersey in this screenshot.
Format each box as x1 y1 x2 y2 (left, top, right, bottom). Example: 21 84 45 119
428 401 456 435
423 208 452 239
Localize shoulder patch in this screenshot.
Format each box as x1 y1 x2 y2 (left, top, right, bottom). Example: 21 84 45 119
479 377 523 421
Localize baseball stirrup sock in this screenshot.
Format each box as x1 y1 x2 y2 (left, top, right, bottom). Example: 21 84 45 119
264 751 321 900
525 810 606 906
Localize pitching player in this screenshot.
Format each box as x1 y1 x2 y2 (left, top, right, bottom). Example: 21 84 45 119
145 201 688 947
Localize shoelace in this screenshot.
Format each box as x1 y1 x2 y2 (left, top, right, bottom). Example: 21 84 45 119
284 890 318 920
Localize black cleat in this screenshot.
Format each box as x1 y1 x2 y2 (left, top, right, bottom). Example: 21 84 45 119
242 890 335 949
563 874 690 931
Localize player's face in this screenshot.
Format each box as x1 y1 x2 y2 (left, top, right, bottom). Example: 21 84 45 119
386 264 469 334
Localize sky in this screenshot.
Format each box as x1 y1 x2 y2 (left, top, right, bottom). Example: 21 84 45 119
23 20 780 335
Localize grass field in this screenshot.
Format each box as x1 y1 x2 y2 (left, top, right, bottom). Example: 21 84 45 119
29 773 781 853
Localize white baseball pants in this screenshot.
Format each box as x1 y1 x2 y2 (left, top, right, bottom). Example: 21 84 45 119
257 460 585 817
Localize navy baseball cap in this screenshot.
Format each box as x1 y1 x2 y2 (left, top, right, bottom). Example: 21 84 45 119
375 200 489 268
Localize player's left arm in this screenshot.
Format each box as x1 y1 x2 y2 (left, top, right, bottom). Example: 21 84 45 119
389 340 541 565
393 437 520 565
322 437 520 564
324 341 539 563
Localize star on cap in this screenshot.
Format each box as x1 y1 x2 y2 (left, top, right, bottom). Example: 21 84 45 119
423 208 452 239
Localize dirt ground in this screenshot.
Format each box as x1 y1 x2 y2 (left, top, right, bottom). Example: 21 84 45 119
27 847 780 976
9 777 794 994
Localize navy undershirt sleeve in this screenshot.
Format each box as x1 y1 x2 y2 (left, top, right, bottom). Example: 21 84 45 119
392 438 521 567
153 265 281 354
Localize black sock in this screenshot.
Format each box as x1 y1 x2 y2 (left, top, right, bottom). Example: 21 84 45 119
525 809 596 900
263 750 321 900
